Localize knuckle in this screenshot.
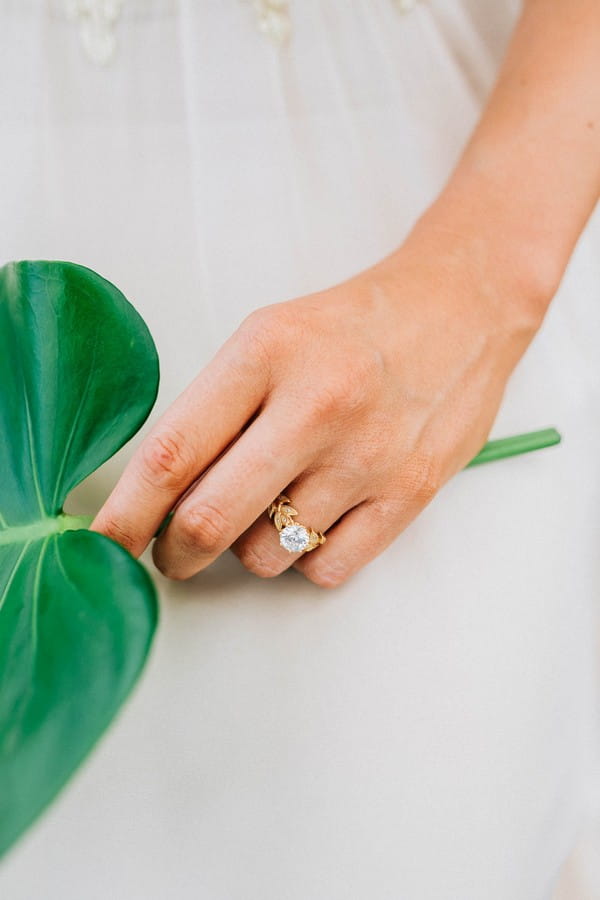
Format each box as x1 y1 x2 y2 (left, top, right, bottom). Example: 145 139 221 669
306 374 367 424
239 304 278 334
238 544 286 579
350 428 387 475
177 502 232 556
243 302 297 338
235 307 282 380
140 430 194 492
361 496 393 520
239 303 294 349
400 452 442 504
99 515 139 555
353 350 386 389
307 382 343 421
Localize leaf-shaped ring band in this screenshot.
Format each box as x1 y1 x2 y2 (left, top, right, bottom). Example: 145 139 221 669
267 494 327 554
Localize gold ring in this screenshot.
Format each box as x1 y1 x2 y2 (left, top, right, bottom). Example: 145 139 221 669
268 494 326 553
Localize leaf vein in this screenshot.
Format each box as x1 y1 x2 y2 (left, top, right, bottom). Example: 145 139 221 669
50 328 100 511
0 541 32 613
8 300 47 519
29 538 50 663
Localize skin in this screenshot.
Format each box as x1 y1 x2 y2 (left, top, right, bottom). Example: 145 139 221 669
92 0 600 587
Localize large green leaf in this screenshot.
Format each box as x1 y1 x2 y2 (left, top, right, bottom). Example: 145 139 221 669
0 260 159 856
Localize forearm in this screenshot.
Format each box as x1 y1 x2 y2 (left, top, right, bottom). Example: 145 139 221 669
420 0 600 320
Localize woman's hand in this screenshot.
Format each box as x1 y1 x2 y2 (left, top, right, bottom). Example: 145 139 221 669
92 0 600 586
91 210 545 586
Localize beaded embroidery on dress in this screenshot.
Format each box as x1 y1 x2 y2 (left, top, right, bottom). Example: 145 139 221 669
63 0 125 64
61 0 419 61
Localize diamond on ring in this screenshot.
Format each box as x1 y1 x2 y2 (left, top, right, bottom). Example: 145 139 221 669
279 524 310 553
267 494 326 554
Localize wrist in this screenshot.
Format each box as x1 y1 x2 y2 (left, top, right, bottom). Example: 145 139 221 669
414 170 563 331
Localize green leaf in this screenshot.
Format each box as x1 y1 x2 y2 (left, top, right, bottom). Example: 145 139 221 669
0 261 159 857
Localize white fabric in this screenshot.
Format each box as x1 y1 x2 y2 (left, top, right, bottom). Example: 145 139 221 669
1 2 599 898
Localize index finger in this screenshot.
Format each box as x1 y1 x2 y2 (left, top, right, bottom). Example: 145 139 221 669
90 330 271 557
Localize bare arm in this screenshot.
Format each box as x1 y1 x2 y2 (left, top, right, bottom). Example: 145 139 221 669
425 0 600 317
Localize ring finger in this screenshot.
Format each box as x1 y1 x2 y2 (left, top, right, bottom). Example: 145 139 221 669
231 469 365 579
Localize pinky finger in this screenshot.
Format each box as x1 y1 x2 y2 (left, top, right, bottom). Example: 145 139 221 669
293 497 414 589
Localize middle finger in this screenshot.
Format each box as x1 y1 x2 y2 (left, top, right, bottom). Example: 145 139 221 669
231 465 365 579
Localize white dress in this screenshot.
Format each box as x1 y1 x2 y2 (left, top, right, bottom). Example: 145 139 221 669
1 2 599 898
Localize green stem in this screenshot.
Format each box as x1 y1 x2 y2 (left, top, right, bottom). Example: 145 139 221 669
466 427 561 468
0 514 93 546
